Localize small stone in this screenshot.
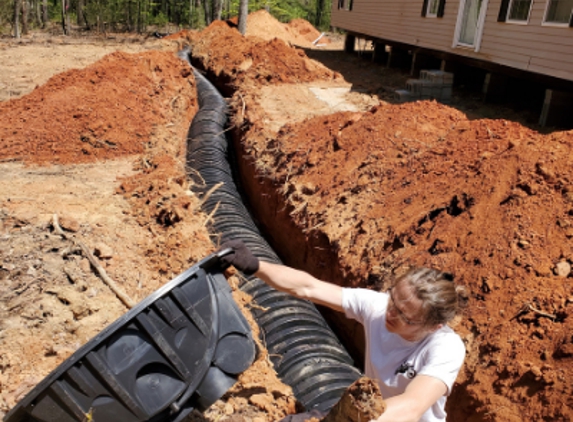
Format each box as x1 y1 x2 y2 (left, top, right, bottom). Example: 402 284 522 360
530 365 542 378
536 163 557 184
518 239 530 249
249 393 273 411
79 258 91 273
94 243 113 259
58 215 80 232
223 403 234 415
564 228 573 238
301 183 318 195
534 262 552 277
564 186 573 203
554 261 571 278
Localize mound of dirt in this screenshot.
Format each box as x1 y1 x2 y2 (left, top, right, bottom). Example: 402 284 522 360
186 20 339 91
0 50 196 165
228 9 330 47
287 18 330 45
236 94 573 420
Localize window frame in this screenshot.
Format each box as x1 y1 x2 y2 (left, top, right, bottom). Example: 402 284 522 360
338 0 353 11
505 0 534 24
453 0 490 51
421 0 446 18
542 0 573 26
426 0 441 17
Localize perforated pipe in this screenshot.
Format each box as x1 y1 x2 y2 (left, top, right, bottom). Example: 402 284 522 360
180 51 362 412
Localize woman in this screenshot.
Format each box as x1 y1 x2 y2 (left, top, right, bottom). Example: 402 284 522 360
220 240 468 422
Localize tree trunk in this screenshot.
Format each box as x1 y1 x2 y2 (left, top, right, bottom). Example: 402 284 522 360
213 0 222 21
14 0 21 38
42 0 48 28
22 0 28 34
237 0 247 35
61 0 66 34
202 0 211 25
189 0 193 26
35 0 41 27
321 377 386 422
77 0 84 26
315 0 325 29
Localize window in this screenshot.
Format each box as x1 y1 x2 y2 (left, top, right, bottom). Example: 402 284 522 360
507 0 533 21
544 0 573 24
421 0 446 17
338 0 353 11
427 0 440 16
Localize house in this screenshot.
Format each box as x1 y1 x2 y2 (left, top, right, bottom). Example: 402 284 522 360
331 0 573 127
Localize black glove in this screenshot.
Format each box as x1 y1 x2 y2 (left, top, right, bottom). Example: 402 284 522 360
218 240 260 276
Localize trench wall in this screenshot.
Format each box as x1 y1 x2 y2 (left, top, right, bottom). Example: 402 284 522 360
229 125 367 367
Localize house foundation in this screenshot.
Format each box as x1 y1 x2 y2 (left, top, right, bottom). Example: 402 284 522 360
411 51 441 78
373 42 389 64
482 72 509 103
387 46 410 70
539 89 573 128
344 34 356 53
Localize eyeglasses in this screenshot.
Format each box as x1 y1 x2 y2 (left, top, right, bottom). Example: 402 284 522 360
388 288 425 326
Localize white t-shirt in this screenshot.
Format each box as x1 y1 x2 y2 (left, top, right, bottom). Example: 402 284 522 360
342 288 465 422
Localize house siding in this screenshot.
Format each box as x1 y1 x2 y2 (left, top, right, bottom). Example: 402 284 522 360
331 0 573 81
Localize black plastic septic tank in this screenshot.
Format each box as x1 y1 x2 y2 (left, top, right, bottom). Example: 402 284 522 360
4 249 256 422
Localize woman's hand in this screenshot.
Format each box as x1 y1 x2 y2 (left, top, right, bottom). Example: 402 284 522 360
218 240 260 275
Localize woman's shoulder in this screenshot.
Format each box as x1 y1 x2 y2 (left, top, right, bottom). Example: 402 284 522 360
342 287 389 319
425 326 465 354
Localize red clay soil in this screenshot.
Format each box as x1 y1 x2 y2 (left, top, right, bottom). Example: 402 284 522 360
0 50 196 165
178 19 573 421
245 103 573 421
225 10 331 47
185 20 340 91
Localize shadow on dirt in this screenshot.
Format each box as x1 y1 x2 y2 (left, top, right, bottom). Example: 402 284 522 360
303 47 553 133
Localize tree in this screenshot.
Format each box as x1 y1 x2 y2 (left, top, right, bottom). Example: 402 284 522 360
77 0 85 26
42 0 48 28
22 0 28 34
14 0 22 38
237 0 247 34
61 0 70 34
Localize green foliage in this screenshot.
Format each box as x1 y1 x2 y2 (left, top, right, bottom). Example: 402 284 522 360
149 10 168 25
3 0 331 35
0 0 14 33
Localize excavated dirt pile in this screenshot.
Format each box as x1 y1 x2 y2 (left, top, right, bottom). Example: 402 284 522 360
184 18 573 422
0 50 196 165
182 20 340 93
227 10 331 47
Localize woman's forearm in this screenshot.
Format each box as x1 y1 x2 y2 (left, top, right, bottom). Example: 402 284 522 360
255 261 343 312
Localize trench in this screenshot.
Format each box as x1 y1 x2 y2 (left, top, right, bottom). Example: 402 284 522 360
180 50 363 412
179 49 486 421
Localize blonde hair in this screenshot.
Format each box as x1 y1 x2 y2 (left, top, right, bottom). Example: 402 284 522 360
394 267 468 327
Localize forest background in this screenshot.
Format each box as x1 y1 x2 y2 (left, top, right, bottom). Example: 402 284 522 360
1 0 332 38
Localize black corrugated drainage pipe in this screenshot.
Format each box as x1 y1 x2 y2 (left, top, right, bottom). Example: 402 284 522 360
179 50 362 412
